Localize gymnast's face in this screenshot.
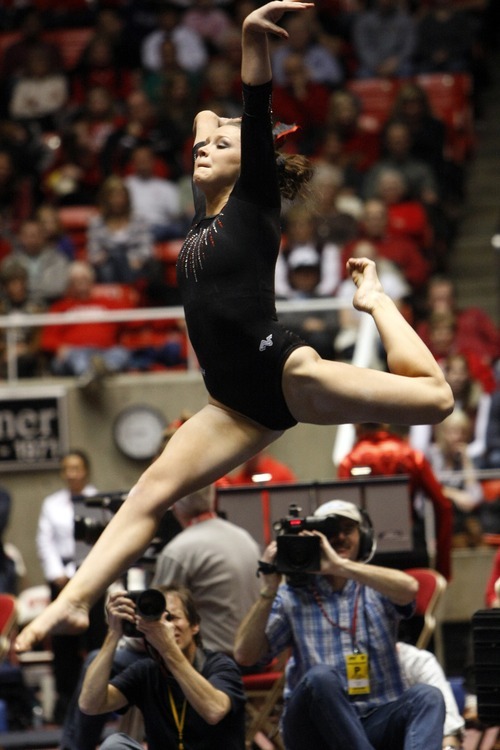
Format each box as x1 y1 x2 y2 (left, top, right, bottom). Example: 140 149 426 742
193 125 241 192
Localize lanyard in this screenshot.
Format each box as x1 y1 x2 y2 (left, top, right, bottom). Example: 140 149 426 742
168 685 187 750
312 583 362 650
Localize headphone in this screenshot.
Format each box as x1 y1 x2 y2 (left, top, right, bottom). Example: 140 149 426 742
355 507 377 563
314 500 376 564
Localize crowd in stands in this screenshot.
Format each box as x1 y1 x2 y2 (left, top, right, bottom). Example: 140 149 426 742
0 1 498 452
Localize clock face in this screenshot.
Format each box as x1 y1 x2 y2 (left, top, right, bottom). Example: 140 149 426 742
113 406 166 460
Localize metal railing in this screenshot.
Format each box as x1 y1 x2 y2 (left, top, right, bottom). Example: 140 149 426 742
0 297 378 463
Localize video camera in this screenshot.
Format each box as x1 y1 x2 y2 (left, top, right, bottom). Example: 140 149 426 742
273 504 342 575
73 492 181 551
74 492 127 545
122 588 170 638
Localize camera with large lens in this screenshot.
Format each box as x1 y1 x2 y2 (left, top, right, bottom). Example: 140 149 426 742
74 516 108 545
274 504 342 575
122 588 168 638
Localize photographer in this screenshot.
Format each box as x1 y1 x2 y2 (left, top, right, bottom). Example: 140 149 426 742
234 499 446 750
79 585 246 750
36 449 108 724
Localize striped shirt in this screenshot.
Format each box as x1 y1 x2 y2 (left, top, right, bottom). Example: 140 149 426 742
265 575 415 715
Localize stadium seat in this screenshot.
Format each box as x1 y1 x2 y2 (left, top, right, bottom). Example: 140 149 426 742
346 78 401 129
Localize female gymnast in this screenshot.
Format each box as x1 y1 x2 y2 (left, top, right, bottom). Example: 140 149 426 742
16 0 453 652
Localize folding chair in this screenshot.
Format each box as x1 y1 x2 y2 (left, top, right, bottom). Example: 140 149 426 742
0 594 17 663
242 653 288 750
405 567 447 654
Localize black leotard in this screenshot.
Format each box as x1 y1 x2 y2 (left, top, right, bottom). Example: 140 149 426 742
176 81 306 431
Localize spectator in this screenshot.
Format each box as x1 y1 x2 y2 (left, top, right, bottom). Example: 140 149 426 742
183 0 234 54
68 84 122 168
429 409 485 548
125 144 186 242
229 451 297 486
234 499 446 750
36 204 76 261
411 352 491 465
324 89 381 174
363 121 440 207
484 363 500 470
140 4 208 78
86 176 154 287
397 642 465 750
352 0 416 79
8 217 69 304
40 261 131 381
70 35 135 108
337 422 453 580
342 198 431 294
0 149 34 237
276 205 341 360
82 7 141 71
371 167 435 254
387 82 447 177
0 486 27 595
387 82 466 218
8 46 69 135
198 58 242 119
415 275 500 366
277 205 342 299
141 38 197 108
78 585 246 750
272 53 331 156
152 485 261 652
0 9 62 81
36 450 108 723
306 163 360 247
0 120 46 184
271 11 344 88
314 126 367 197
42 96 116 207
414 0 474 74
0 259 45 379
101 90 181 180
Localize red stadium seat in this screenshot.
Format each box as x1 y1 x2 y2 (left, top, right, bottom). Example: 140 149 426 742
346 78 401 129
44 27 93 71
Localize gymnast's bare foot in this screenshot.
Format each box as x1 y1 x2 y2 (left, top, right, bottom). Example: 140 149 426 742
15 597 89 652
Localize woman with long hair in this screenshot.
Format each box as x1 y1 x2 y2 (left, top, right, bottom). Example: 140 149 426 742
16 0 453 653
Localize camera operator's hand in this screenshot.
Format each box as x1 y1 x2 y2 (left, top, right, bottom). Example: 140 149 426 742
106 590 137 636
260 541 281 594
302 530 347 577
136 613 178 663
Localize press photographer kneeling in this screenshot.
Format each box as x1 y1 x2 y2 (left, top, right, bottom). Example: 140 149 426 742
234 500 446 750
79 585 246 750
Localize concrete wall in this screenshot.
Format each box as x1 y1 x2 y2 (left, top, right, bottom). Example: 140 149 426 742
2 373 338 587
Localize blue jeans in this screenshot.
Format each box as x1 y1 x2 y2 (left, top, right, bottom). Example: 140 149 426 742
282 665 445 750
99 733 143 750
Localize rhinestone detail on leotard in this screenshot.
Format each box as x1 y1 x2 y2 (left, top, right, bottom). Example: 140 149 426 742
179 214 224 282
